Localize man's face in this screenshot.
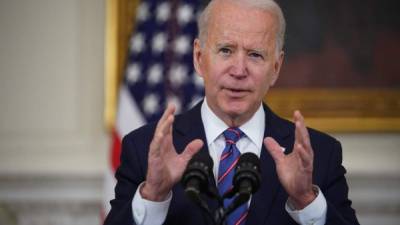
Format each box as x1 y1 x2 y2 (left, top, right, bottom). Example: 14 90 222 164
194 0 284 125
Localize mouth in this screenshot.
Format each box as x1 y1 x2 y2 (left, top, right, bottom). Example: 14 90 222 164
223 87 250 98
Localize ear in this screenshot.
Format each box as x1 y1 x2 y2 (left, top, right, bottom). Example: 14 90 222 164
270 50 284 86
193 39 203 77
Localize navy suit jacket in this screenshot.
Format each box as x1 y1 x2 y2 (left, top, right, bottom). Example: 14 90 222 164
104 102 359 225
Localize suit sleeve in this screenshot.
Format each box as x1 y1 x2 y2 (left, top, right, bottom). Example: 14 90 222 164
323 140 360 225
104 135 146 225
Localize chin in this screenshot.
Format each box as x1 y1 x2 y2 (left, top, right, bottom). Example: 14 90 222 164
221 102 249 117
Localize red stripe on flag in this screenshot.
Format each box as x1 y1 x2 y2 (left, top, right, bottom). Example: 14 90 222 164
111 128 122 172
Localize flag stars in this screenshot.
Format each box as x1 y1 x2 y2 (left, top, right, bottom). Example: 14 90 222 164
169 64 188 86
127 63 141 84
148 64 163 85
174 35 191 55
143 93 160 115
152 32 167 53
123 1 204 121
177 4 193 25
156 2 170 23
130 33 145 53
137 2 150 21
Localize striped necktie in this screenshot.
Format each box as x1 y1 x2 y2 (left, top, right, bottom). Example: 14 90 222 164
218 128 248 225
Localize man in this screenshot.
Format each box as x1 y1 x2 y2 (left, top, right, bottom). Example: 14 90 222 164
104 0 359 224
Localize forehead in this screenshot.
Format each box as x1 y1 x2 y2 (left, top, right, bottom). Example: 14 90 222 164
207 1 278 48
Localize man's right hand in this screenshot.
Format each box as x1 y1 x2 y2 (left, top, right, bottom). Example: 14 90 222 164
140 104 204 201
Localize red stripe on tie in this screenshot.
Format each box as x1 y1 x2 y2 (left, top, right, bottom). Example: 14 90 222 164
226 185 234 194
226 139 236 145
228 128 241 138
220 151 232 161
218 157 240 183
234 211 248 225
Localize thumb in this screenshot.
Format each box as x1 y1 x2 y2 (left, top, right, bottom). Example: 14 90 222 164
264 137 285 163
181 139 204 162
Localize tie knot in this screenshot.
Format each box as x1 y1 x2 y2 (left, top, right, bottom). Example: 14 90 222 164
223 127 244 145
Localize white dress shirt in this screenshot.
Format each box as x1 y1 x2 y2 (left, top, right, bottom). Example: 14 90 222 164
131 99 327 225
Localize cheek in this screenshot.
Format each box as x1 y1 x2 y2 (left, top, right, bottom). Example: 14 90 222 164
252 68 274 93
204 62 227 85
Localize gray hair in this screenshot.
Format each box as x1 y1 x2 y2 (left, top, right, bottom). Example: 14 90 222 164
197 0 286 52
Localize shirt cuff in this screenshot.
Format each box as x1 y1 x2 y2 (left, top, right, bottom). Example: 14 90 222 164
285 186 327 225
132 182 172 225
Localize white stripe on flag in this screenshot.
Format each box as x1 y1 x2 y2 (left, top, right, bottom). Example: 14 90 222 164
116 85 146 137
103 84 146 215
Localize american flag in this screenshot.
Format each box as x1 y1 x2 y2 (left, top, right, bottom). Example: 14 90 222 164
103 0 205 215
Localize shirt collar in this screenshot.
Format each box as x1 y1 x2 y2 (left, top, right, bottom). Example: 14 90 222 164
201 98 265 149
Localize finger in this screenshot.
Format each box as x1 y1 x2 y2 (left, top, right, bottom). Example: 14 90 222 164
160 131 175 157
150 104 176 154
160 114 174 136
264 137 285 164
156 103 176 130
150 115 175 154
150 106 175 154
180 139 204 162
149 130 164 157
156 107 176 141
294 126 313 160
294 110 312 151
296 143 313 168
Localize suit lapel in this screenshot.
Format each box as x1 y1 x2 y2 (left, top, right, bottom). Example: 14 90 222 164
173 102 211 185
246 104 294 225
172 101 207 155
172 101 220 211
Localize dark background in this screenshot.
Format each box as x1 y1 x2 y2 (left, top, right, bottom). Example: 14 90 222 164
274 0 400 88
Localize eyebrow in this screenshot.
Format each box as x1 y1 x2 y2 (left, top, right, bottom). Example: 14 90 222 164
214 42 268 56
215 42 236 49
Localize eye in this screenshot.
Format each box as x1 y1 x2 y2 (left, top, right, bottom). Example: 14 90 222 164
249 52 263 59
219 47 232 56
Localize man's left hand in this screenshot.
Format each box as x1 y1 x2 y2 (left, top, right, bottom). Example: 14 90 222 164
264 110 316 209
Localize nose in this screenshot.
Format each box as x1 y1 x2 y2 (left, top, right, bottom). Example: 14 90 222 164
229 53 248 79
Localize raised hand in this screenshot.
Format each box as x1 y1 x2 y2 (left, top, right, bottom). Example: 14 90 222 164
140 104 204 201
264 110 316 209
